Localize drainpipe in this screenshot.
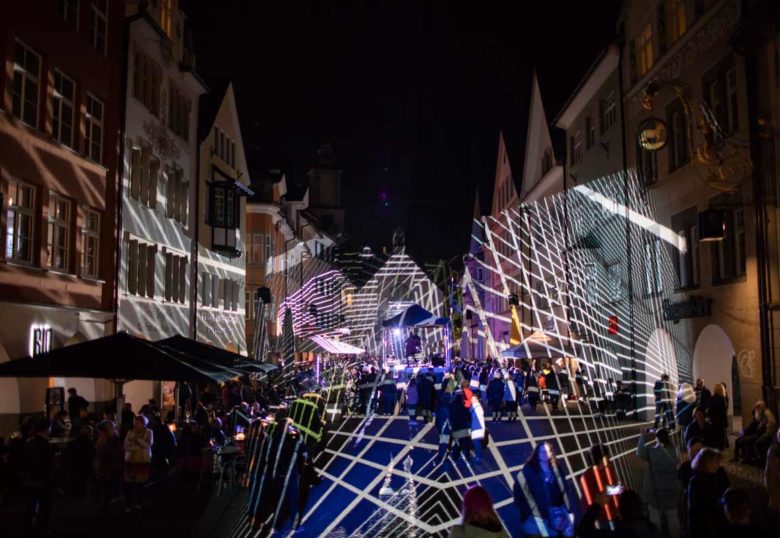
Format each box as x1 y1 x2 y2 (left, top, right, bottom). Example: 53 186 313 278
616 32 636 415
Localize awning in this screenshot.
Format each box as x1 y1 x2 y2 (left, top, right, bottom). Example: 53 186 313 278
381 304 447 328
309 335 365 355
501 330 576 360
0 332 236 383
156 335 243 368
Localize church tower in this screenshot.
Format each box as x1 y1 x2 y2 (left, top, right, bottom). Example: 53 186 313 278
306 142 345 235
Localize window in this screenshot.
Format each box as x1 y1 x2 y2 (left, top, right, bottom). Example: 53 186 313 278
132 49 161 115
47 193 72 271
703 57 739 140
84 94 103 162
81 209 100 278
570 131 583 164
476 266 483 282
164 251 187 303
208 179 241 254
130 146 158 209
635 24 654 77
168 82 190 141
52 70 76 148
541 149 553 175
59 0 79 25
126 239 156 297
90 0 107 54
585 117 595 149
6 178 36 263
637 143 658 186
644 238 663 294
667 100 689 171
160 0 175 38
247 234 263 264
211 275 220 308
671 208 701 288
166 167 187 225
599 91 617 133
265 234 273 262
202 272 211 306
221 279 237 311
712 206 746 282
12 41 41 126
668 0 687 44
607 262 623 302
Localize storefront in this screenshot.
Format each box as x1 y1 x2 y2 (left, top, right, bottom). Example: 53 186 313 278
0 300 113 435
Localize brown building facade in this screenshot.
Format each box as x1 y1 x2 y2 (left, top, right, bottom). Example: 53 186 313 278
0 0 124 432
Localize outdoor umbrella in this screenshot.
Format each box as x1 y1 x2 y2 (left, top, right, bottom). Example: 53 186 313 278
0 332 235 384
501 330 576 360
234 362 279 375
381 304 447 328
156 334 245 368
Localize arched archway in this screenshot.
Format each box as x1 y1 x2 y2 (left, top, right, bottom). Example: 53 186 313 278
693 324 736 418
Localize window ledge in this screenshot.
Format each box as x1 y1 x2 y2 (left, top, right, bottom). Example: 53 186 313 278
46 268 79 280
79 275 106 285
3 259 42 271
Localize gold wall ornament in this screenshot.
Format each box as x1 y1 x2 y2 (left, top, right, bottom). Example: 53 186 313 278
637 117 669 151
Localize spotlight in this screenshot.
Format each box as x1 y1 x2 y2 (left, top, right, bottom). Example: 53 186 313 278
393 328 401 336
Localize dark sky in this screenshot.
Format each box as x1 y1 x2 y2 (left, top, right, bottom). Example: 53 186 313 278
183 0 623 263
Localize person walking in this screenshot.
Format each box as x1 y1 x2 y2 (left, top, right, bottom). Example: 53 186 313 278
469 393 486 464
637 427 680 538
487 371 504 422
513 442 578 537
123 415 153 513
449 485 508 538
450 392 473 461
435 391 453 464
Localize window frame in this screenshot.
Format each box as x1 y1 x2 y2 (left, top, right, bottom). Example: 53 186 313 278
59 0 80 26
52 69 76 148
81 208 100 279
84 93 104 163
667 99 689 172
12 40 42 127
47 192 72 272
5 177 36 264
90 0 108 55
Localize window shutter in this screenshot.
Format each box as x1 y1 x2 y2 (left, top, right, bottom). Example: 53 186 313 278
146 244 156 298
179 257 187 303
149 157 159 209
130 148 142 199
178 174 188 225
164 251 173 300
127 239 138 294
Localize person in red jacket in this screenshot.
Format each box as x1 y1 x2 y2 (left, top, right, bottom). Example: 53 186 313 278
460 380 474 408
579 444 621 530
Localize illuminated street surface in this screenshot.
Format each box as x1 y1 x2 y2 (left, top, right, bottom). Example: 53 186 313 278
199 410 646 537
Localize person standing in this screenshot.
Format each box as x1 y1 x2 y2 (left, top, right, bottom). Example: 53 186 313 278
450 393 473 461
469 392 486 464
123 415 153 513
708 383 728 450
65 425 95 498
67 388 89 421
93 420 123 518
435 392 453 464
685 406 716 448
513 442 578 537
676 383 697 431
418 368 435 423
694 378 712 409
525 365 541 415
688 448 730 537
637 428 680 538
503 373 518 422
406 376 419 423
20 418 54 534
487 371 504 422
653 374 674 429
544 363 562 413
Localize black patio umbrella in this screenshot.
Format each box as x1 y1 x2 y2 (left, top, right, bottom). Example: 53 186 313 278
0 332 235 384
156 334 245 368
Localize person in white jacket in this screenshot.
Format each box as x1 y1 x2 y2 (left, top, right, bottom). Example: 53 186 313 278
123 414 153 512
470 393 487 464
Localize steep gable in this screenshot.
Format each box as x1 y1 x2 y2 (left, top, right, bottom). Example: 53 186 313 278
520 71 556 198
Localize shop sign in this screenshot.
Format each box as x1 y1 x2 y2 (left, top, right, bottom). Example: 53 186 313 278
30 324 53 357
662 295 712 324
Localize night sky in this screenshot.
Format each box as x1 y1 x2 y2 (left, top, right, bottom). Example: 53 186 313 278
183 0 623 263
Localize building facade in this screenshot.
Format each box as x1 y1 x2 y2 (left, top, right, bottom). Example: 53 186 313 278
194 81 250 353
118 1 206 408
0 0 123 432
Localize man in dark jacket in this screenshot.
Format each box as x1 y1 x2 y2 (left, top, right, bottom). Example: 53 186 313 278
20 418 54 533
67 388 88 420
417 369 435 423
685 406 716 447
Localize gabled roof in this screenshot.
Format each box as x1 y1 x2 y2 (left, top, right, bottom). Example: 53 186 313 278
336 249 388 288
197 76 230 141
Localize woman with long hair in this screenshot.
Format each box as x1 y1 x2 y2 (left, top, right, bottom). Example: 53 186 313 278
513 442 578 537
449 485 507 537
676 382 697 430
